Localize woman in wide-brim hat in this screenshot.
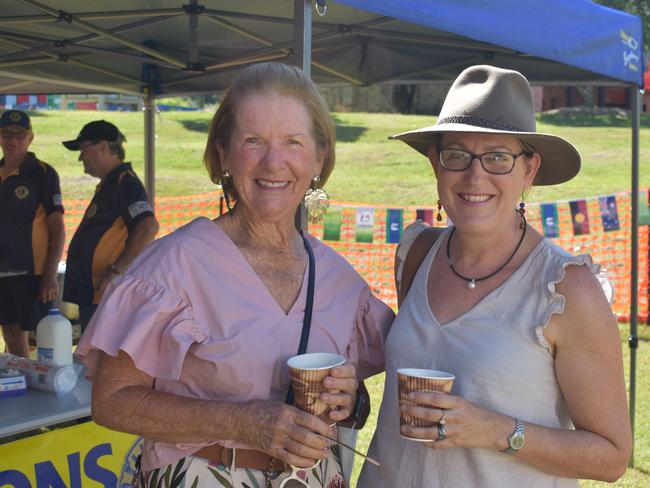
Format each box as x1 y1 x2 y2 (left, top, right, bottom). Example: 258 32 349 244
358 65 631 487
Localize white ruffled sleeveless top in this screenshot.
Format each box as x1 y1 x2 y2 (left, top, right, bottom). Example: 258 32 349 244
358 224 602 488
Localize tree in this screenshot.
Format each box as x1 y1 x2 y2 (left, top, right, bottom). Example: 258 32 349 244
593 0 650 51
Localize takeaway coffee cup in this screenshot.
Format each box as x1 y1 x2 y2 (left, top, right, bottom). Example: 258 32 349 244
287 352 346 424
397 368 455 441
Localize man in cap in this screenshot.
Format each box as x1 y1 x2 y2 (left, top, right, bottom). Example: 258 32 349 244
62 120 159 329
0 110 65 357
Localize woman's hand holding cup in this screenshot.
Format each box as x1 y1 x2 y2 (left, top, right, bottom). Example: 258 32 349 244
239 400 336 468
287 352 351 425
238 353 355 467
397 368 455 442
320 362 358 423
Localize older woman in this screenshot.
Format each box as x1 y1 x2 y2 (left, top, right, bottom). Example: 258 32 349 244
358 65 631 487
75 62 393 488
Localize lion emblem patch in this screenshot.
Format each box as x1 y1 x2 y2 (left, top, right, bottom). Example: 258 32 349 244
14 186 29 199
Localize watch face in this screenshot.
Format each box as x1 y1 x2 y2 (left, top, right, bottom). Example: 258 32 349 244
511 434 525 450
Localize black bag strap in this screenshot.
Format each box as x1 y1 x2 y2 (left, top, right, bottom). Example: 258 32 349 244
285 232 316 405
398 227 444 307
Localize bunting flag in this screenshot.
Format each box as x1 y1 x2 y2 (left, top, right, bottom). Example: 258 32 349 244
638 191 650 226
318 192 640 241
599 195 620 231
569 199 590 235
322 206 342 241
386 209 403 244
355 207 374 243
541 203 559 238
416 209 434 226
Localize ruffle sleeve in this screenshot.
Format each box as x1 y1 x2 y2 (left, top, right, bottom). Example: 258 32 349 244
534 250 608 354
345 286 395 379
75 274 208 380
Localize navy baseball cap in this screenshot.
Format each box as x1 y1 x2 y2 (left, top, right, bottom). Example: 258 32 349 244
0 110 32 131
62 120 123 150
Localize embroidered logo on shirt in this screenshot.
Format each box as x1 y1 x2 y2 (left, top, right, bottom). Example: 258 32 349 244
14 186 29 199
53 194 62 206
86 203 98 219
128 201 153 219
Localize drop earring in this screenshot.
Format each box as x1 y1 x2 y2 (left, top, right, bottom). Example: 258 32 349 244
221 169 232 212
436 200 443 223
304 175 329 224
517 201 526 229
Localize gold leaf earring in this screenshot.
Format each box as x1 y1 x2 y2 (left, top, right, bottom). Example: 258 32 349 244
436 200 443 222
304 175 329 224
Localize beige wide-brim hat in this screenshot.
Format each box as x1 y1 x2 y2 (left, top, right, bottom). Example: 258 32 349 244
391 65 581 186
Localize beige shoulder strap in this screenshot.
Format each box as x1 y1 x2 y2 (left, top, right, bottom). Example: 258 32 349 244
398 227 444 307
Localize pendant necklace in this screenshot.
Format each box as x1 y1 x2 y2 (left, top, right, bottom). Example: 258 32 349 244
447 216 527 290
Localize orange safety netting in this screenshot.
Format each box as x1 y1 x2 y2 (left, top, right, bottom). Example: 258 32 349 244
62 191 648 322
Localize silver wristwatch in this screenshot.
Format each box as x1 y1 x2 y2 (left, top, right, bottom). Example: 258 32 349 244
502 418 525 454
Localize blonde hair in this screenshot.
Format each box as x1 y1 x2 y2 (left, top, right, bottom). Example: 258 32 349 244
203 62 335 200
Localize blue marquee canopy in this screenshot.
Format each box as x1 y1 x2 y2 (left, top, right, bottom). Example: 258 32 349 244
337 0 644 86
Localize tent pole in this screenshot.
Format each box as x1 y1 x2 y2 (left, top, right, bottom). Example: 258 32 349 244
188 0 199 65
293 0 311 231
293 0 311 84
628 85 640 468
144 89 156 209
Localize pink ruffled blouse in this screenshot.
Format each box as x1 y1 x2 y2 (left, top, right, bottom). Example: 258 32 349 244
76 217 394 470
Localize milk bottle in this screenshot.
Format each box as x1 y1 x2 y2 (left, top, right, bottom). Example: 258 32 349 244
36 308 73 366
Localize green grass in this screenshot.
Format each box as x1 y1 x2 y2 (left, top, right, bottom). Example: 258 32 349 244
14 109 650 485
27 110 218 201
23 109 650 202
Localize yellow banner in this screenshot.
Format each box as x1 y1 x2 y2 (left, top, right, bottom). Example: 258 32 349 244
0 421 140 487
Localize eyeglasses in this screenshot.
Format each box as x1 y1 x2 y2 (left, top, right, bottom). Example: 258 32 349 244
0 131 29 141
438 148 531 175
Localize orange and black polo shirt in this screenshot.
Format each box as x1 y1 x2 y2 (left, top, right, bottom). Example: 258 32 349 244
0 152 64 275
63 163 153 306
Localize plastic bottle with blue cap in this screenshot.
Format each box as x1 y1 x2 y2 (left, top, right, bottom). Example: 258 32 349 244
36 308 72 366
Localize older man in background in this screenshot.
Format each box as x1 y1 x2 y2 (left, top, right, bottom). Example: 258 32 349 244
0 110 65 357
62 120 159 330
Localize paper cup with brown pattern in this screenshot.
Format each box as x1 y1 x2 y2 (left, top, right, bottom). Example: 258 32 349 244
397 368 455 441
287 353 346 425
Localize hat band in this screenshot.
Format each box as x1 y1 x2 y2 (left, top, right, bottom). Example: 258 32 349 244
437 115 524 132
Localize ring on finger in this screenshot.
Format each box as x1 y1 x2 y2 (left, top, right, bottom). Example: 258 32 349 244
437 423 447 441
438 410 446 426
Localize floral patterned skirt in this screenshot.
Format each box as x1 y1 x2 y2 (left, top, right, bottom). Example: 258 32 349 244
135 446 346 488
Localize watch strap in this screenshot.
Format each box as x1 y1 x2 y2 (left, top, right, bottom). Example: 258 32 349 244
501 418 525 454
